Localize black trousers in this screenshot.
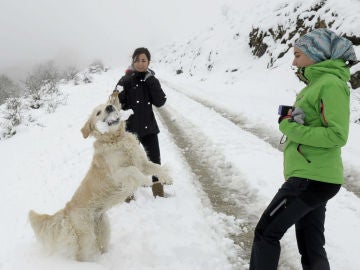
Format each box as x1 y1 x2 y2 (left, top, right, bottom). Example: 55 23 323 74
138 134 161 182
249 177 341 270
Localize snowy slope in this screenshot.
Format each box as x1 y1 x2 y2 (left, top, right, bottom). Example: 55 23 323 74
1 62 360 269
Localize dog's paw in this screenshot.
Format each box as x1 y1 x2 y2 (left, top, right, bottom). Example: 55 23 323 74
158 174 173 185
156 164 173 185
141 178 153 187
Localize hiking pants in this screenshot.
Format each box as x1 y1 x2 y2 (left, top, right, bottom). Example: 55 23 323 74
249 177 341 270
138 134 161 182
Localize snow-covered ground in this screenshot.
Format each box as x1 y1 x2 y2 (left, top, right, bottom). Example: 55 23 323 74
1 0 360 269
1 57 360 269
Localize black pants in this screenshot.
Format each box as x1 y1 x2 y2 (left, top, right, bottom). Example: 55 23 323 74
249 177 341 270
138 134 161 182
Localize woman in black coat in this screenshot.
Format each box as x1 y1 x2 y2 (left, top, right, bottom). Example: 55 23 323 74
115 47 167 197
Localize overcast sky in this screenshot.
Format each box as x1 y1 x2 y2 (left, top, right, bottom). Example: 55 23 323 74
0 0 223 79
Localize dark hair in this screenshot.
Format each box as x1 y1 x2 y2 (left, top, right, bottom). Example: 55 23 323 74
132 47 151 62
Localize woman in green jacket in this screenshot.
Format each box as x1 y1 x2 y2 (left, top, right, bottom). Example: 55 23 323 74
249 28 358 270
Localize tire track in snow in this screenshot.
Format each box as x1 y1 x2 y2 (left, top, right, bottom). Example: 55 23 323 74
161 80 284 152
158 107 253 269
157 106 297 270
161 80 360 197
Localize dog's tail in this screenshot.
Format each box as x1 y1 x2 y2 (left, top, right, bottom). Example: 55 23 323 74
29 209 76 254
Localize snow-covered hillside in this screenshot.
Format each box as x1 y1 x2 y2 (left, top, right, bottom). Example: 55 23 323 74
155 0 360 120
156 0 360 73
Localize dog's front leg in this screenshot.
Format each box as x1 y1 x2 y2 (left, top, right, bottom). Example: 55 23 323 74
139 161 173 185
114 166 153 189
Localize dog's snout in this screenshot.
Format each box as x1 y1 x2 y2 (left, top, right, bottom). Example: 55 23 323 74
105 105 114 113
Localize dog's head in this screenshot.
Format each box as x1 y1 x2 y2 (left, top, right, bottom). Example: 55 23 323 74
81 101 133 139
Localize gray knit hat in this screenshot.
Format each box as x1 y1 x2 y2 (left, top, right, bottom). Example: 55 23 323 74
294 28 358 64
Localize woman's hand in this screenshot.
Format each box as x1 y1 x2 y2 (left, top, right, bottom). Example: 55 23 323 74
278 109 292 123
291 108 305 124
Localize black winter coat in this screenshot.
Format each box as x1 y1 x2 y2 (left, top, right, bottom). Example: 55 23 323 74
115 70 166 138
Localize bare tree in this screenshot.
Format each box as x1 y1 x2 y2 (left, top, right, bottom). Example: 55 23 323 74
0 75 23 104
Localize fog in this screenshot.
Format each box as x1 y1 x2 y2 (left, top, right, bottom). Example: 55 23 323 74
0 0 223 80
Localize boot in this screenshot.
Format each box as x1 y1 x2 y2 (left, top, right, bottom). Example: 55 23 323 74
152 182 164 197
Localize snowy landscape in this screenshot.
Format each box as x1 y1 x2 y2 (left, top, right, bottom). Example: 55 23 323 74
1 0 360 269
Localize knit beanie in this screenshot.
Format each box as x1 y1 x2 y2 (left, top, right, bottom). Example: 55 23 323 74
294 28 358 64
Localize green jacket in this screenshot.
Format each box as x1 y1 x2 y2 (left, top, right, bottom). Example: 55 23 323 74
279 59 350 184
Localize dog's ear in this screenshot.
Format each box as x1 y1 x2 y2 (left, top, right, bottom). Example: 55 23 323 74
81 119 92 138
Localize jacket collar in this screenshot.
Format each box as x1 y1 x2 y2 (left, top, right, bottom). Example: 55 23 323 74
132 69 155 81
298 59 350 85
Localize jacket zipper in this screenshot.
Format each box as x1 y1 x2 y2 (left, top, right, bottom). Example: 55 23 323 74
320 99 329 126
297 144 311 163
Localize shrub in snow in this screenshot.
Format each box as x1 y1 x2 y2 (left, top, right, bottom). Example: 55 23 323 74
0 97 23 138
61 66 80 82
3 97 22 125
74 71 93 85
43 92 68 113
24 61 60 109
0 61 71 139
88 59 105 74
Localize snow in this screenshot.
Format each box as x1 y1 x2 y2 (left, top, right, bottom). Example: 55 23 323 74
96 120 112 134
0 70 238 270
1 0 360 269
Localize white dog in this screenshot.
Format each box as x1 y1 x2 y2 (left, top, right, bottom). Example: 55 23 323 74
28 92 172 261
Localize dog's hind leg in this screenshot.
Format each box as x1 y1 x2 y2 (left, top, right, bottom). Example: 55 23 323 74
95 213 110 253
70 210 99 261
75 232 98 261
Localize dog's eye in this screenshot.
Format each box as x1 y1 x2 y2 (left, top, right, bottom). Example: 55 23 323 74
96 111 101 116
